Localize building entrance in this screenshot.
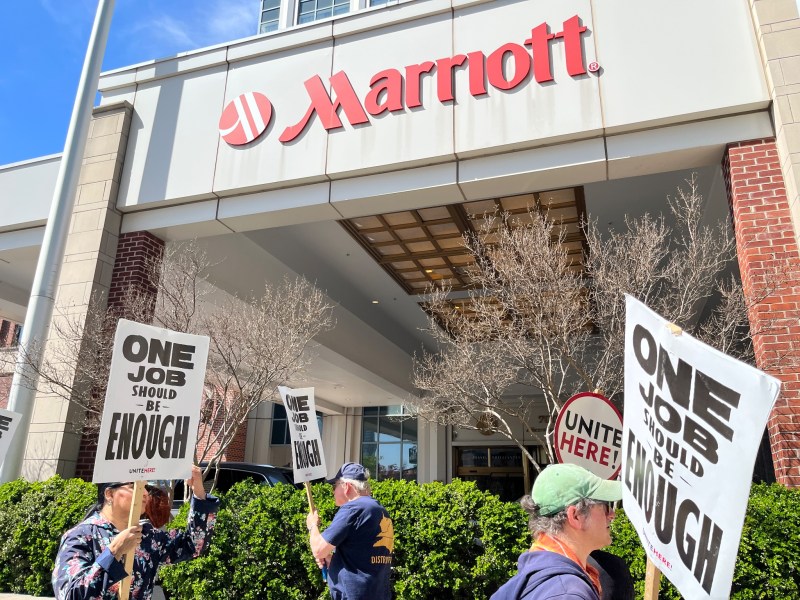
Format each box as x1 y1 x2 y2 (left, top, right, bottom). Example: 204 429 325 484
455 446 533 502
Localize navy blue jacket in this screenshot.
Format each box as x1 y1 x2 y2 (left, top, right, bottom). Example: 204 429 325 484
491 550 601 600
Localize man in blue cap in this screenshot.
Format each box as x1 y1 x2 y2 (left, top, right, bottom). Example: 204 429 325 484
307 462 394 599
491 463 623 600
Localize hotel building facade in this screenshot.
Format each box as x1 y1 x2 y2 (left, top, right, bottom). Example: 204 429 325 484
1 0 799 494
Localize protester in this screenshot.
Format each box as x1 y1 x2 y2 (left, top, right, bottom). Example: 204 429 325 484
52 464 218 600
588 550 634 600
491 463 623 600
306 462 394 600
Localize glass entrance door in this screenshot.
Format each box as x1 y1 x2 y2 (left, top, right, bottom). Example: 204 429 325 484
455 446 530 501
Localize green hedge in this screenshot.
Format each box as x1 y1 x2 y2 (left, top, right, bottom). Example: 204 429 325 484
1 477 798 599
0 476 96 596
605 482 800 599
159 478 530 600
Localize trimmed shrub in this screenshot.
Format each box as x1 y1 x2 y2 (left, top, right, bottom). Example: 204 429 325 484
373 479 529 599
0 476 96 596
160 478 530 600
1 476 797 599
731 482 800 599
160 481 325 600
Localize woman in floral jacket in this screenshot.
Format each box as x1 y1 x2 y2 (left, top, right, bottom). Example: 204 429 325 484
52 465 219 600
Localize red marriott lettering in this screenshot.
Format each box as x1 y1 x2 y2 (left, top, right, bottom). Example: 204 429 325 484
279 15 590 143
221 16 593 146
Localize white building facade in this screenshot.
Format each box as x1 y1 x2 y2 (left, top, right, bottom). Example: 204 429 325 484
1 0 799 494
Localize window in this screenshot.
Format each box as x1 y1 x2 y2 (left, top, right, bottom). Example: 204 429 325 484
271 403 323 445
297 0 350 25
361 406 417 481
260 0 281 33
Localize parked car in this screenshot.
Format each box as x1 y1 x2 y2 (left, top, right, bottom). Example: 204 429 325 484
171 462 295 512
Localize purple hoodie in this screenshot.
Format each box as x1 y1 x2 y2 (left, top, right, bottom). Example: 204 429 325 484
491 550 601 600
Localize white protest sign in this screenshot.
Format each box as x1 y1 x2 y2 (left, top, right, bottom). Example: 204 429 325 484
278 386 327 483
622 296 780 600
554 392 623 479
93 319 209 483
0 407 22 469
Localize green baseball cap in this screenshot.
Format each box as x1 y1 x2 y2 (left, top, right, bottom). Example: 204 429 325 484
532 463 622 516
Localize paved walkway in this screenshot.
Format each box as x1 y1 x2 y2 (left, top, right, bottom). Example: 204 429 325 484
0 587 166 599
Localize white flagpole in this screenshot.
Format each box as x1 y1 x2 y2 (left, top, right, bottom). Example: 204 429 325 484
0 0 117 482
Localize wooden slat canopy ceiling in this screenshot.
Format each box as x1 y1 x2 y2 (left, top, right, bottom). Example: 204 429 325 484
340 187 587 295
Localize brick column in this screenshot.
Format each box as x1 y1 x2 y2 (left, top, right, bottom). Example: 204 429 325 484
196 417 248 464
724 138 800 487
0 319 19 346
73 231 165 480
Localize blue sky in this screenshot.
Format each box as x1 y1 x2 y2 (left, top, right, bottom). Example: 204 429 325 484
0 0 260 166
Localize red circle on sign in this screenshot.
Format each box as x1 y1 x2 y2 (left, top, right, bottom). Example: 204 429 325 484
219 92 273 146
554 392 623 480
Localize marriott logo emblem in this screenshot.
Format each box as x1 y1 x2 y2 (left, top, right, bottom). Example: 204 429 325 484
218 15 597 147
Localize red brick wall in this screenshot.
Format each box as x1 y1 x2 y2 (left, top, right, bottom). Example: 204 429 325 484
1 319 17 347
74 231 165 480
107 231 165 319
724 138 800 487
195 420 247 463
195 390 248 463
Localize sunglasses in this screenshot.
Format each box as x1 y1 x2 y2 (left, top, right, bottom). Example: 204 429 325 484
107 482 166 496
597 500 620 514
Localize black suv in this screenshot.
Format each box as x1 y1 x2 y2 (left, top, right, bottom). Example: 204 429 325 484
172 462 295 511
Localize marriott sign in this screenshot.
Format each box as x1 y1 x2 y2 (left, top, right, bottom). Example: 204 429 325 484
219 15 596 147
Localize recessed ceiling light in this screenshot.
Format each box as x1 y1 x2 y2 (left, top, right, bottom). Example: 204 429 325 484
372 300 380 304
425 269 433 273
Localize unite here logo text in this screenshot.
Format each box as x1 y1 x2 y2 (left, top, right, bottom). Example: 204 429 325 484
218 15 597 147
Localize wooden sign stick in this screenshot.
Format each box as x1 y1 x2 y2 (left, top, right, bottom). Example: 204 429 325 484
304 481 328 581
644 558 662 600
304 481 316 512
118 480 146 600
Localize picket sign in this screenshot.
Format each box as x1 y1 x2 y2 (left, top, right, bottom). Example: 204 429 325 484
278 386 328 582
622 297 780 600
118 481 146 600
0 408 22 469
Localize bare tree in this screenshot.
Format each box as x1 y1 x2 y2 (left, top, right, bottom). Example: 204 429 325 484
409 175 757 473
193 277 335 479
15 291 155 434
15 241 335 481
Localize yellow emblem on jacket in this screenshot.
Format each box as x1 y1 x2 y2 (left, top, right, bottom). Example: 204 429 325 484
373 515 394 553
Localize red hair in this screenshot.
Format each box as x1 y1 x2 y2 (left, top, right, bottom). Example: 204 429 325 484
144 488 172 528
